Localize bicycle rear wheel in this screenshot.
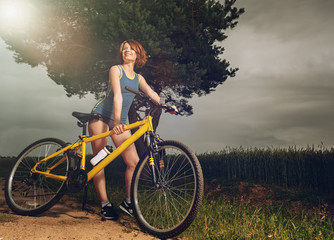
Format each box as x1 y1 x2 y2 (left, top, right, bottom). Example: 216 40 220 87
131 140 204 239
5 138 69 216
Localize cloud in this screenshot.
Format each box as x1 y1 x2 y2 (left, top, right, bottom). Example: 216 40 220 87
235 0 334 40
1 0 334 156
209 0 334 149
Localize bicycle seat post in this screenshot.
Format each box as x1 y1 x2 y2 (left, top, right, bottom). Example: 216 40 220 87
72 112 101 138
82 122 87 136
76 121 87 137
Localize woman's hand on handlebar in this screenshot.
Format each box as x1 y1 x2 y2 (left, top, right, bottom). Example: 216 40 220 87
162 105 179 115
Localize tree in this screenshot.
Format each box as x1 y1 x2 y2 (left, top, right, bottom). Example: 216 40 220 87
0 0 244 156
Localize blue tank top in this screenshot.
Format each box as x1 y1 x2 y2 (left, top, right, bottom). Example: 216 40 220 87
91 65 139 123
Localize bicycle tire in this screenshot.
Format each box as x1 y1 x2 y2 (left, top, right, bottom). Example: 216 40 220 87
5 138 69 216
131 140 204 239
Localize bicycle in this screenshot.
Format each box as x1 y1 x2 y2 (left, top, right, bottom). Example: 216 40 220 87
4 86 204 239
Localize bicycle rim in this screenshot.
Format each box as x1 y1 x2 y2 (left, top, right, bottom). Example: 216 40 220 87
131 140 203 238
5 138 68 216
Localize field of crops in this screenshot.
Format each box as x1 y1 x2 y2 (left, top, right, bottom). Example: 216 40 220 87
1 146 333 239
198 146 334 193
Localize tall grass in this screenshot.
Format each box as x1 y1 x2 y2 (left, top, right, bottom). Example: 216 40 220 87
198 146 334 193
182 195 334 239
0 156 14 178
1 146 334 239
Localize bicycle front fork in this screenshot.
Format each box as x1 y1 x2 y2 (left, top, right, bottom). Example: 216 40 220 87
149 152 158 187
146 131 165 187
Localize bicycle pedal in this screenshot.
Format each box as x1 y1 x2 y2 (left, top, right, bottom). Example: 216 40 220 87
82 204 95 214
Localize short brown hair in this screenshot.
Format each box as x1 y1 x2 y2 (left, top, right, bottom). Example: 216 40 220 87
119 39 147 69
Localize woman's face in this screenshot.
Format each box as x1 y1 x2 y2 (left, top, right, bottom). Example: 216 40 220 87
122 42 137 63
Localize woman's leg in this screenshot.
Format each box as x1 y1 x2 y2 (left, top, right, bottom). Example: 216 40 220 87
111 130 139 199
88 119 109 202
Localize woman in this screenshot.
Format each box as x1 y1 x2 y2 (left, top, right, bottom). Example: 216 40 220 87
89 39 166 220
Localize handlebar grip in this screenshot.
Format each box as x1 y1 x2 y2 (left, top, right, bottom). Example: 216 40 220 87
163 105 180 115
125 86 180 114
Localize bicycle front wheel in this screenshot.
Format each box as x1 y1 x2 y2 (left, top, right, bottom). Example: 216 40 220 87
5 138 69 216
131 140 204 239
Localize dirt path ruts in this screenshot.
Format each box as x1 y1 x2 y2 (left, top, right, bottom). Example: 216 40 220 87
0 178 157 240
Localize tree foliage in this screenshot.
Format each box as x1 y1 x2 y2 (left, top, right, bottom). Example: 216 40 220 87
1 0 244 115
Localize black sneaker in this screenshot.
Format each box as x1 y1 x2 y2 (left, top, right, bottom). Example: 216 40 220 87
101 203 119 220
120 199 133 217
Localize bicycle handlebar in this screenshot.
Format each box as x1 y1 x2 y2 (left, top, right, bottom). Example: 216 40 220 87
125 86 180 115
125 86 149 99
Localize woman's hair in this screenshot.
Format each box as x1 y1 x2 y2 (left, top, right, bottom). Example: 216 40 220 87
119 39 147 69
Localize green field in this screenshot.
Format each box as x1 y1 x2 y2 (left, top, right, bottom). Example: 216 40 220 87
1 146 333 239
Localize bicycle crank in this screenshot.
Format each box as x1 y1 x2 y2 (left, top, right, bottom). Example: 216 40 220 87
66 169 87 193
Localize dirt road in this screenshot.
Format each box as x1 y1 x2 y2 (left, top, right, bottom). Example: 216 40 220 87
0 178 158 240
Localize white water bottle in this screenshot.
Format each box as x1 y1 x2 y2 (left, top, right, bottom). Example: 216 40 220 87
90 145 113 166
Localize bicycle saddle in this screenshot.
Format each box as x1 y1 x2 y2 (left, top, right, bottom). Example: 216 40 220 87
72 112 100 124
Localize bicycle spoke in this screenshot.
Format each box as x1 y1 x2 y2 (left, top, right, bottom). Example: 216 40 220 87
6 138 69 215
132 140 203 239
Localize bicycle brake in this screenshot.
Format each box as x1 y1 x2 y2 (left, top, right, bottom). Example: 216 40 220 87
149 133 163 152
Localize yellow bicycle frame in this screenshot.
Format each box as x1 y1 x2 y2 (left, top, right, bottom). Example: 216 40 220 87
31 115 155 182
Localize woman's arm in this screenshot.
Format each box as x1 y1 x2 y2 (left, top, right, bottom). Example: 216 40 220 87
109 66 124 134
138 74 178 114
138 74 161 104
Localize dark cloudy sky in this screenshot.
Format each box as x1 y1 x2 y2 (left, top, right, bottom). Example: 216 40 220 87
1 0 334 156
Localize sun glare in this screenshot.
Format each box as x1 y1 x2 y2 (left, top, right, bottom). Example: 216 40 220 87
2 4 19 20
0 1 29 29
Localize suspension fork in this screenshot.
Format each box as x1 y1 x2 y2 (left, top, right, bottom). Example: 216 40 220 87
145 114 167 187
146 131 158 186
148 150 157 187
146 130 165 187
